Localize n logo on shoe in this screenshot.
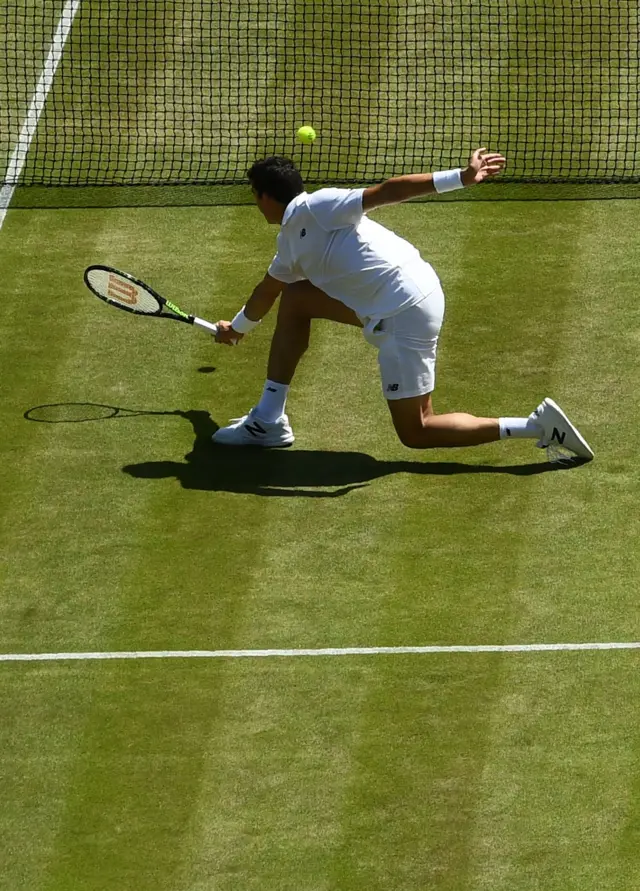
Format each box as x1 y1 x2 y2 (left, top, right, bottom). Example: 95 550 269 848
244 420 267 437
551 427 566 444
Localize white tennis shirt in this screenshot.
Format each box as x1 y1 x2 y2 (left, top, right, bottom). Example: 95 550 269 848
267 188 441 322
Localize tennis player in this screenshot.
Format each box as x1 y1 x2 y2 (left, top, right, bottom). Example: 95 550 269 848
212 150 593 461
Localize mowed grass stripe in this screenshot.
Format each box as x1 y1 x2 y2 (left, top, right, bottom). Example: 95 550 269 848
415 201 600 641
347 200 585 646
0 209 117 891
457 201 590 891
511 200 640 643
174 660 501 891
570 202 640 882
465 201 640 891
466 654 640 891
0 20 86 877
172 660 377 891
0 665 95 891
0 207 117 650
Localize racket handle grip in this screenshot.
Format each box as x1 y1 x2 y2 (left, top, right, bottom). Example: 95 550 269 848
193 316 238 345
193 317 218 335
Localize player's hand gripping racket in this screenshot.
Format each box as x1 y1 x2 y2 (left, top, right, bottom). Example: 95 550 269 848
84 265 229 339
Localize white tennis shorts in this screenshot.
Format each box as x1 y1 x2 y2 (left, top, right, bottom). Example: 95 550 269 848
361 283 445 401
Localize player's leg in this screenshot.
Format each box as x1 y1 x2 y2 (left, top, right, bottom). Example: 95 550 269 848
374 287 538 450
213 280 361 446
387 392 594 458
379 294 592 457
253 280 361 423
266 279 362 386
388 392 502 448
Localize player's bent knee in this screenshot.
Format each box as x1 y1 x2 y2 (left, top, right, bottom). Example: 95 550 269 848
397 431 420 449
389 394 437 449
394 425 433 449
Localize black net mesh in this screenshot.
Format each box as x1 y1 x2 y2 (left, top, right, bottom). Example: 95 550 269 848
1 0 639 188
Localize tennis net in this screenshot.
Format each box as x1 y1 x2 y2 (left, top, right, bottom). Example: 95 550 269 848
1 0 639 188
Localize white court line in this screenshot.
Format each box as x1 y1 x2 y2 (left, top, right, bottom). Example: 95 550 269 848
0 0 81 229
1 642 640 663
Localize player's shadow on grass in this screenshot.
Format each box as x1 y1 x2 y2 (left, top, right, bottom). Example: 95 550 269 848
121 409 575 498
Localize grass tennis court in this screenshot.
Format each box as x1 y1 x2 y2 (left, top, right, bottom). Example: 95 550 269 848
2 2 640 890
3 196 640 891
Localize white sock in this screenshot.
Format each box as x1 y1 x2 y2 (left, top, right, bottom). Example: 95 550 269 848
255 380 289 423
499 416 541 440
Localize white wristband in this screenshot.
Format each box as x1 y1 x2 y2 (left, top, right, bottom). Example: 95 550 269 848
230 306 261 334
432 168 464 193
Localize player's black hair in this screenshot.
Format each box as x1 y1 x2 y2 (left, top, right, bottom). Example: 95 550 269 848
247 156 305 205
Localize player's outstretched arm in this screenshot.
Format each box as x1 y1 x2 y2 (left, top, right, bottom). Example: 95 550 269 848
215 273 284 345
362 147 506 212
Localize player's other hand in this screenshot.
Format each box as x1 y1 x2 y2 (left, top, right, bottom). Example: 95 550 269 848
215 321 243 346
462 147 506 185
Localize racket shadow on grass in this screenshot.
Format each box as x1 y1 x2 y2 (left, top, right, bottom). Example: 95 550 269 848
112 408 575 498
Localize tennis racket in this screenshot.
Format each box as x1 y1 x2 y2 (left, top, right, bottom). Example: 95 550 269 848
84 265 220 336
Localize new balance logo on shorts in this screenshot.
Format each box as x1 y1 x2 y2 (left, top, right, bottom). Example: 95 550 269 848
300 228 306 238
551 427 566 444
387 383 399 392
244 419 267 437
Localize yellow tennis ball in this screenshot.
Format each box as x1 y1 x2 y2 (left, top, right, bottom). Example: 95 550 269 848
297 126 316 145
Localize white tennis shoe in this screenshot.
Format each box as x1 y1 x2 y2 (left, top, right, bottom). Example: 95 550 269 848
531 397 594 462
212 408 294 447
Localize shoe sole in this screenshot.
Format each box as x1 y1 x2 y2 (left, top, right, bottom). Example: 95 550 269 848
541 398 594 460
211 435 294 448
